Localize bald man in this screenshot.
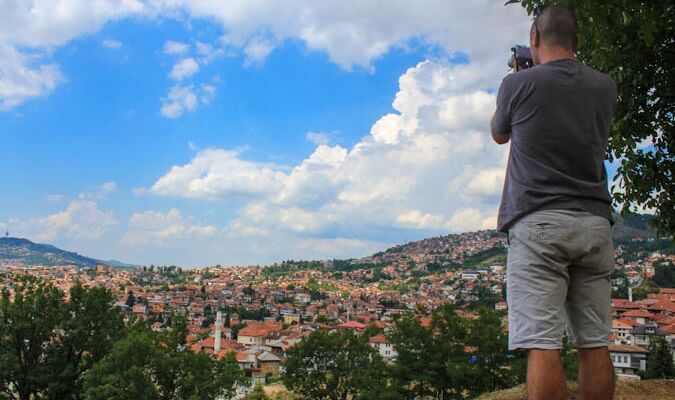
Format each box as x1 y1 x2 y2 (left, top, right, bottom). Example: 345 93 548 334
491 5 617 400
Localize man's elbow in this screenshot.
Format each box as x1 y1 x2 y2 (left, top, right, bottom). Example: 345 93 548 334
491 131 511 145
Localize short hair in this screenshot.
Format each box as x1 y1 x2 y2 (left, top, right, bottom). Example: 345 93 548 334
535 5 578 50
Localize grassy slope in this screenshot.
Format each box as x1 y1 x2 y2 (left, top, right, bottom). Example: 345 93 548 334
476 379 675 400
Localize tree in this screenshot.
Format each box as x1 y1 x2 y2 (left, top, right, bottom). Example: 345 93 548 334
125 290 136 308
388 304 470 399
463 307 520 395
644 336 675 379
0 277 64 400
283 330 389 400
42 283 125 400
83 325 246 400
243 385 270 400
507 0 674 236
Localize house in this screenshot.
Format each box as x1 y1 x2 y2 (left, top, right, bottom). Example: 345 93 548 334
369 334 397 361
611 319 634 345
621 310 654 325
630 322 667 349
257 351 282 377
648 299 675 316
237 327 267 347
608 344 648 380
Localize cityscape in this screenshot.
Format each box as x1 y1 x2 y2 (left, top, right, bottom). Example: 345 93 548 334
1 217 673 398
1 0 673 399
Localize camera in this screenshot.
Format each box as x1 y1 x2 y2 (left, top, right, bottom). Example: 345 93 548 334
508 45 533 71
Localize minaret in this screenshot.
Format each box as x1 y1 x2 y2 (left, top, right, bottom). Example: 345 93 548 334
214 311 222 354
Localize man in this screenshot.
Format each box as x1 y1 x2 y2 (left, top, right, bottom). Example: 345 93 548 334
490 5 617 400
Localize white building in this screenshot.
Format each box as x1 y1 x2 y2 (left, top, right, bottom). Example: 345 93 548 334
609 344 648 380
369 334 398 361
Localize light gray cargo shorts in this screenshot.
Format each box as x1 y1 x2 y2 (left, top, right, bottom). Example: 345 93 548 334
506 209 614 350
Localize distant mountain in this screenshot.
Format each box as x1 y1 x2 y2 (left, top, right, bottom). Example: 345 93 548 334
0 237 133 269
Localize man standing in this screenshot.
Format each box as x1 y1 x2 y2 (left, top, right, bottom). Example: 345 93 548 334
491 5 617 400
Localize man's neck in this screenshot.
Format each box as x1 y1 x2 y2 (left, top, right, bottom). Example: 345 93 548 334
537 47 575 64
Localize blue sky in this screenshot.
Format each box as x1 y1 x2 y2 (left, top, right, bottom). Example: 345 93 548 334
1 1 542 267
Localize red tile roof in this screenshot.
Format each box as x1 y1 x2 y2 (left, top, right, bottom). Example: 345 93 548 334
608 344 649 354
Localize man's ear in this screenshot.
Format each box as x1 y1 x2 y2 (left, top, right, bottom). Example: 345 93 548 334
531 25 540 48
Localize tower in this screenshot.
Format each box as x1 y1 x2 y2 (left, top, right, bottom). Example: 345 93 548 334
214 311 222 354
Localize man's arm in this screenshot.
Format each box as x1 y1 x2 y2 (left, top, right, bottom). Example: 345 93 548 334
490 115 511 144
490 76 513 145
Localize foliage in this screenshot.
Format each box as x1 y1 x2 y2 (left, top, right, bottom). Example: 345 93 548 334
507 0 674 236
244 385 271 400
643 336 675 379
653 264 675 288
388 304 523 399
282 330 390 400
0 278 124 400
83 323 246 400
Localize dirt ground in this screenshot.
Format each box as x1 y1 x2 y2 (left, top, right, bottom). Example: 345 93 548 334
476 379 675 400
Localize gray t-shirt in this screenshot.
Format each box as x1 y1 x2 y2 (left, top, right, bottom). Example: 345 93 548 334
491 58 617 232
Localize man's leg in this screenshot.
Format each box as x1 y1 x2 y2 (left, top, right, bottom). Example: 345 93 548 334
527 349 567 400
577 347 614 400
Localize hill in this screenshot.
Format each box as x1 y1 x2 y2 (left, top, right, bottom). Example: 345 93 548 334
476 379 675 400
0 237 109 268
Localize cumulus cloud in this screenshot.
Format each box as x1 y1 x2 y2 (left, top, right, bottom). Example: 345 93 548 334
5 199 116 242
0 0 529 110
0 45 63 110
169 57 199 80
122 208 217 245
163 40 190 55
150 148 286 199
148 60 508 242
160 84 197 118
306 131 331 145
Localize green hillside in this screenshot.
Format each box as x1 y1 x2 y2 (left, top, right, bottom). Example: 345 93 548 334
0 237 103 268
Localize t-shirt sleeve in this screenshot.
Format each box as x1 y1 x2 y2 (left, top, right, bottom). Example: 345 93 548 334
491 76 514 136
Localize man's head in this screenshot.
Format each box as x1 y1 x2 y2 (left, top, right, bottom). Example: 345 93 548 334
529 5 577 65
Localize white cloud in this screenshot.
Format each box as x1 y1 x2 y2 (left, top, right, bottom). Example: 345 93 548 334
78 181 117 200
148 60 509 241
169 57 199 81
102 38 122 49
195 41 225 63
150 148 286 199
6 199 116 242
0 45 63 110
122 208 217 245
163 40 190 55
199 83 216 104
160 84 197 118
0 0 530 110
306 131 331 145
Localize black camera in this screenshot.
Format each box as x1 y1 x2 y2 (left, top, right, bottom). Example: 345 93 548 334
508 45 533 71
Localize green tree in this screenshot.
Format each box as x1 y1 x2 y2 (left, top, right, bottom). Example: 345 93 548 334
244 385 270 400
388 304 470 399
283 330 389 400
83 326 246 400
125 290 136 308
507 1 674 236
42 283 125 400
0 277 64 400
644 336 675 379
463 307 520 395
